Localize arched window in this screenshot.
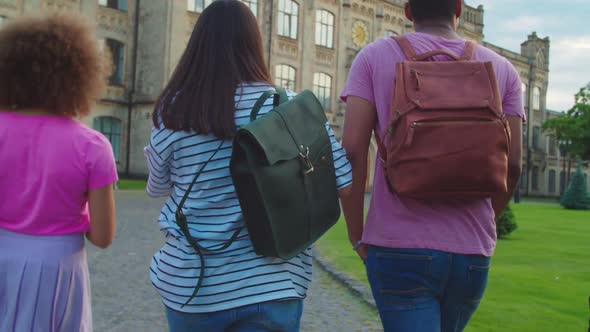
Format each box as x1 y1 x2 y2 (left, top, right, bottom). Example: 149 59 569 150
521 82 528 106
275 65 296 91
278 0 299 39
532 167 539 191
241 0 258 17
93 117 121 161
99 0 127 11
548 170 556 193
313 73 332 112
188 0 213 12
315 10 335 48
533 86 541 110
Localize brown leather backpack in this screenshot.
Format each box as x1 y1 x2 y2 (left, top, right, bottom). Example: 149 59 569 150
376 36 511 199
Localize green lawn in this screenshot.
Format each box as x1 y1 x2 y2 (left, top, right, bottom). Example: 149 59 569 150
116 179 147 190
315 204 590 331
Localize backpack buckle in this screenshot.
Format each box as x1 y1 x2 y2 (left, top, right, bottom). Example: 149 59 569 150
299 146 315 175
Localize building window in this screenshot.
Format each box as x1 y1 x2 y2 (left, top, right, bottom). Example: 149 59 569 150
188 0 213 12
384 30 398 37
519 173 526 190
313 73 332 112
549 135 557 156
548 170 556 193
98 0 127 10
105 39 125 85
275 65 296 91
533 86 541 110
241 0 257 17
560 171 566 193
522 82 528 106
532 167 539 191
278 0 298 39
533 126 541 150
93 117 121 161
315 10 334 48
0 15 6 25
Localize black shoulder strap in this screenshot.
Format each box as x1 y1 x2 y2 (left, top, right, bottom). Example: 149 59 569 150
249 87 290 122
174 139 242 307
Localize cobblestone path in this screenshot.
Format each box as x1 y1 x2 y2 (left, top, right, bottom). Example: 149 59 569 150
88 191 382 332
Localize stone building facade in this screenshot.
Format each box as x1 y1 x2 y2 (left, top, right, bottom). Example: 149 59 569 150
1 0 587 197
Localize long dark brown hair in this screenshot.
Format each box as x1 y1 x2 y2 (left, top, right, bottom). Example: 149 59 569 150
153 0 272 138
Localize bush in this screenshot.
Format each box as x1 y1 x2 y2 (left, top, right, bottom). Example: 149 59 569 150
497 205 518 238
560 165 590 210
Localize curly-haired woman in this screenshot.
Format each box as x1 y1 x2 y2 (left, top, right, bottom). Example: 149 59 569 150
0 14 117 331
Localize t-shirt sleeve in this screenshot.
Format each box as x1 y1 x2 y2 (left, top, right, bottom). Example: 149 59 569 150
340 46 375 105
502 61 526 122
325 123 353 189
87 133 118 190
145 126 173 197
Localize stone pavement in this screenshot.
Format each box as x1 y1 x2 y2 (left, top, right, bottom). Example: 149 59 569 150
88 191 382 332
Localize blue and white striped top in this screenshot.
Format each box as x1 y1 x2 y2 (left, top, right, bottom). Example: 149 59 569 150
144 83 353 313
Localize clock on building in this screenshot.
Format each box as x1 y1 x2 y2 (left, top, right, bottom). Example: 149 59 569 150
351 20 369 48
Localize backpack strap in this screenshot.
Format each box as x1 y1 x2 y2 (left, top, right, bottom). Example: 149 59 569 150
392 36 417 60
250 87 289 122
461 41 476 60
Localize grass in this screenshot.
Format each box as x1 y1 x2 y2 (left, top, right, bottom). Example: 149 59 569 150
316 204 590 332
116 178 147 190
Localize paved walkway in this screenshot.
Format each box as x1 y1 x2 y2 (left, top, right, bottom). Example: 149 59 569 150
88 191 382 332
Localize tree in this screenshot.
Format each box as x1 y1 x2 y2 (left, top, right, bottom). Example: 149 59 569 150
560 165 590 210
497 205 518 238
543 82 590 160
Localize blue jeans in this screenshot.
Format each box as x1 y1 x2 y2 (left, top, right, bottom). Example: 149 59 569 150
165 299 303 332
366 246 491 332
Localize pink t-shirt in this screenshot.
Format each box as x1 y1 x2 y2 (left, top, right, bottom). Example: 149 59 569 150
0 112 118 236
341 33 525 257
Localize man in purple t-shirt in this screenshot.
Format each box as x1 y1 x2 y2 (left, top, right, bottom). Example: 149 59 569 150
340 0 524 331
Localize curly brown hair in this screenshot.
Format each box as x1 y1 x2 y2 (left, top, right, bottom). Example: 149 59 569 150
0 13 106 117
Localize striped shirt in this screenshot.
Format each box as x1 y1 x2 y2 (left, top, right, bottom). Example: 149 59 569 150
145 83 353 313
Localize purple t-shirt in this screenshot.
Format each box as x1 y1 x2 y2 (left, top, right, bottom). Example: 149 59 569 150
341 33 525 256
0 112 118 236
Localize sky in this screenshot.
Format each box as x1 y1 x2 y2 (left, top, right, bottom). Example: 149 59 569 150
465 0 590 111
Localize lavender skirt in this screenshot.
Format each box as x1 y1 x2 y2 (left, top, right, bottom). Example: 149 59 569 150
0 228 93 332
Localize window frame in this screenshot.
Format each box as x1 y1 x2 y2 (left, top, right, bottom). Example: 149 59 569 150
275 64 297 91
93 116 122 162
241 0 258 17
315 9 334 48
532 166 540 191
313 72 333 113
188 0 213 12
277 0 299 39
98 0 127 11
105 39 126 86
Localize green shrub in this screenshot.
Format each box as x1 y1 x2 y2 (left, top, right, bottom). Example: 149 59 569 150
560 165 590 210
497 205 518 238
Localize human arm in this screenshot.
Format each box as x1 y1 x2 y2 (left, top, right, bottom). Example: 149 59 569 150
86 184 116 248
145 129 173 198
491 115 522 217
340 96 377 260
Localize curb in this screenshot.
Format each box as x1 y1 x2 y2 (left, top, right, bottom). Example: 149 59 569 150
312 248 377 309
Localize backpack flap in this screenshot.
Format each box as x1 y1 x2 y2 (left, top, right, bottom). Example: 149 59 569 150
400 61 501 116
237 90 328 167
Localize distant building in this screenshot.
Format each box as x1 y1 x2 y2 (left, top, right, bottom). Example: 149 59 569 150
1 0 587 197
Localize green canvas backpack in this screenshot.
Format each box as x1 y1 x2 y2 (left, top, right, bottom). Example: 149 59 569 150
230 87 341 260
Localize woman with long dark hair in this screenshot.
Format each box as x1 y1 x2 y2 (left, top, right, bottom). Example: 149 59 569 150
145 1 352 330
